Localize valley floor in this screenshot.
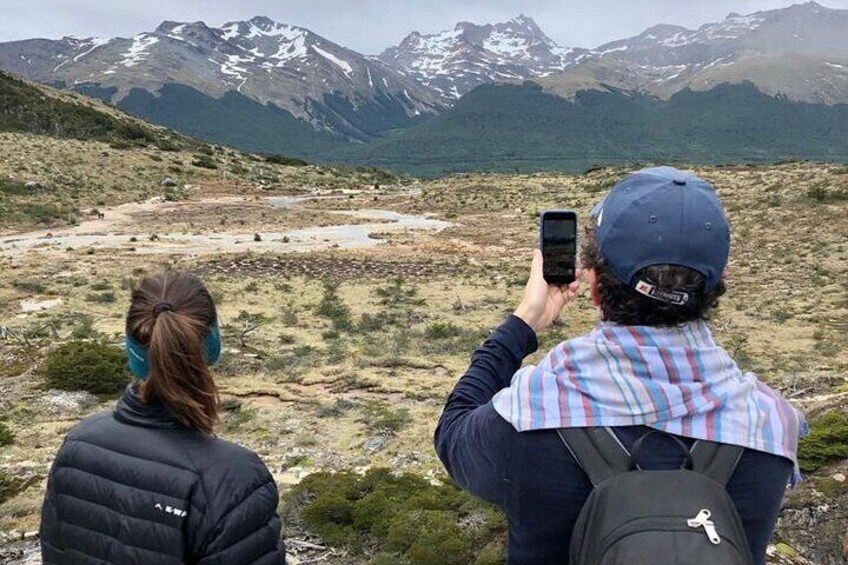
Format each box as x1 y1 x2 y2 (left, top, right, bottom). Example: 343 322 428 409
0 158 846 564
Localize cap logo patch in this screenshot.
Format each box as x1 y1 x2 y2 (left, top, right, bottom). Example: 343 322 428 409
635 280 689 305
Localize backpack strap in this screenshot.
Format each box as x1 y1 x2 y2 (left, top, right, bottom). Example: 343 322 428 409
689 440 745 486
557 427 632 487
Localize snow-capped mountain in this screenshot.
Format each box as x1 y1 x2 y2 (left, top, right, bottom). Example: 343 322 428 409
540 1 848 104
0 16 443 140
379 15 588 99
2 2 848 161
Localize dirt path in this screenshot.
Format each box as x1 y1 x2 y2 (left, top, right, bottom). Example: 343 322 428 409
0 196 451 257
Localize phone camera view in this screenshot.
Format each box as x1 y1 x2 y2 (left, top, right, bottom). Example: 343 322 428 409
543 217 576 283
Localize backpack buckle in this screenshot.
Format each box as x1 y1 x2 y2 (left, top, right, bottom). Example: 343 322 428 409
687 509 721 545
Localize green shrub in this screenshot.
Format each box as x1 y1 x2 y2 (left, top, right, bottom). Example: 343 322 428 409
85 291 117 304
422 323 486 356
325 338 349 365
0 422 13 447
192 154 218 169
262 154 309 166
316 281 352 331
220 405 257 433
356 312 386 333
798 410 848 472
13 279 47 293
0 472 25 505
70 314 101 339
375 278 425 308
155 139 180 152
359 400 411 435
265 345 318 379
425 321 462 340
41 340 128 395
316 398 356 418
285 468 505 563
806 183 848 202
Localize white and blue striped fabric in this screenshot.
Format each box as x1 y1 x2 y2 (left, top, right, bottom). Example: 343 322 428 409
492 320 806 469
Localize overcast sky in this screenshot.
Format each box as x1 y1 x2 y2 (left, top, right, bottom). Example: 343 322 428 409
2 0 848 53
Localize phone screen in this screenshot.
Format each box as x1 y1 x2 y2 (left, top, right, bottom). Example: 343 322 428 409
541 212 577 284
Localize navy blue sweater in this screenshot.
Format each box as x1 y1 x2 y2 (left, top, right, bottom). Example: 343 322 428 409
435 315 793 565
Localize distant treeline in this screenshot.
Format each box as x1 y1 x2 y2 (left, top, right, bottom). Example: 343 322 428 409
332 81 848 176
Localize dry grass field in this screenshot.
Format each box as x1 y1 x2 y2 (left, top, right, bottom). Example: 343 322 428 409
0 134 846 563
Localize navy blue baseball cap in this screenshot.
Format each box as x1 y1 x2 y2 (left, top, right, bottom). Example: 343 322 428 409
591 166 730 303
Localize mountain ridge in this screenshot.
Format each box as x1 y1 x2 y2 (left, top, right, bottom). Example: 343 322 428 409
0 15 443 141
2 2 848 174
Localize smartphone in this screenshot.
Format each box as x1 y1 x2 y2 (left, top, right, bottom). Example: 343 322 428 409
540 210 578 285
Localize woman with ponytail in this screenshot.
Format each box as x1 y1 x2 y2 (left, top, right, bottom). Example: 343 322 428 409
40 272 287 564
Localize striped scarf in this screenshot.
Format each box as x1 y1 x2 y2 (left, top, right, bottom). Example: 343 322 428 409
491 320 806 467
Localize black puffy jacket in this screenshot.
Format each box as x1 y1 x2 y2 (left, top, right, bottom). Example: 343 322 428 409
40 385 287 564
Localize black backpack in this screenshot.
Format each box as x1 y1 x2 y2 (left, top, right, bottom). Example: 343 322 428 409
558 427 756 565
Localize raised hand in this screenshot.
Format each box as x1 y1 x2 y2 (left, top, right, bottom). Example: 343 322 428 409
513 249 581 333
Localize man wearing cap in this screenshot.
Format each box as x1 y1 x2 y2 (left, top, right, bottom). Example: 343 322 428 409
435 166 805 564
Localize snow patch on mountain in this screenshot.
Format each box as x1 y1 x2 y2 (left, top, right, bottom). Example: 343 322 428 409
312 45 352 75
120 34 159 68
74 38 109 62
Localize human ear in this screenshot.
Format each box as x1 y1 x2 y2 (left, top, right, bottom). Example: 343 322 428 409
587 269 602 308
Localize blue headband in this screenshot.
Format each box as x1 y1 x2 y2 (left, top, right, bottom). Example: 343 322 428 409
126 323 222 380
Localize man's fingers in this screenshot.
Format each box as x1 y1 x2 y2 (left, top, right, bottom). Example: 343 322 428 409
529 249 545 285
531 248 543 272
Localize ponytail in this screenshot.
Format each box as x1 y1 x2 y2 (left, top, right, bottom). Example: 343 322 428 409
126 272 220 434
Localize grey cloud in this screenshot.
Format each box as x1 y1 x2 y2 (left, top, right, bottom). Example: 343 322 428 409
2 0 848 53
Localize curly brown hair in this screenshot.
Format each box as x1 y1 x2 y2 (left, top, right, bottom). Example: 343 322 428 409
580 224 726 326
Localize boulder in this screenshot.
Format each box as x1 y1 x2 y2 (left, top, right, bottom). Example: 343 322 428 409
159 178 178 187
362 435 389 452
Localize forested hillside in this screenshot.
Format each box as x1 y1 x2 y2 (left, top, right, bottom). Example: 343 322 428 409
0 72 186 150
336 81 848 176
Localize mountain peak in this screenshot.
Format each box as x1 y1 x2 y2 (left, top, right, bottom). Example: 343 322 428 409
248 15 277 28
512 14 535 24
154 20 212 35
380 15 576 100
505 14 543 33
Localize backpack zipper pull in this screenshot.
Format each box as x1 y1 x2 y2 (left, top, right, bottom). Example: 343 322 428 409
687 509 721 545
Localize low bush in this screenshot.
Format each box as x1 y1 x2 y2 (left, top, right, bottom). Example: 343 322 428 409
375 278 425 309
359 400 411 435
41 340 128 395
285 468 505 564
13 279 47 294
316 398 356 418
0 422 14 447
806 183 848 202
422 322 487 356
262 154 309 167
85 291 117 304
192 155 218 169
265 345 319 379
220 405 257 433
798 410 848 472
155 139 180 152
356 313 386 333
0 472 25 505
316 281 352 331
425 321 462 340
